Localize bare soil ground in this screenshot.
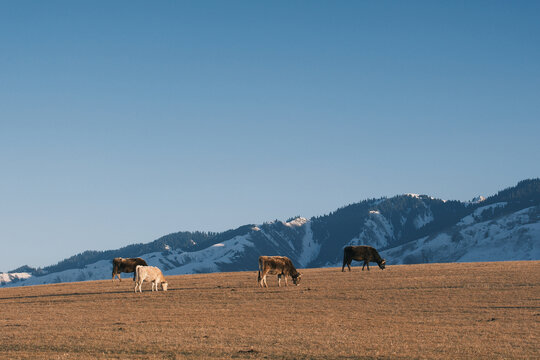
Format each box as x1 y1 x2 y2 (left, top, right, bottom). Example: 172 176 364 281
0 261 538 359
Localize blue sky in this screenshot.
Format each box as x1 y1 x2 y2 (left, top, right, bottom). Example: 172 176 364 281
1 1 539 272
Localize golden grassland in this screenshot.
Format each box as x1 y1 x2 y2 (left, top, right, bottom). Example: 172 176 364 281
0 261 538 359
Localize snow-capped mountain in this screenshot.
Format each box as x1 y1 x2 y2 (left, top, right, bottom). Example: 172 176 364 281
382 204 540 264
2 179 539 287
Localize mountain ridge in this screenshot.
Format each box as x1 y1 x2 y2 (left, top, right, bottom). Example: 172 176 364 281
2 178 539 287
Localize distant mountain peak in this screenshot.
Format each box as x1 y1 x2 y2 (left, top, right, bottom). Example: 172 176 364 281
404 193 438 201
284 217 307 227
470 195 486 204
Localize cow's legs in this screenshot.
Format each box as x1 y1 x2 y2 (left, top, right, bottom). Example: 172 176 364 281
342 255 352 272
263 274 268 288
277 274 281 287
135 275 146 292
284 276 288 287
342 257 352 272
342 259 348 272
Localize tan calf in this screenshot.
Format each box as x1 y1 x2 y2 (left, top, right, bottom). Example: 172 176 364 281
134 265 168 293
258 256 302 288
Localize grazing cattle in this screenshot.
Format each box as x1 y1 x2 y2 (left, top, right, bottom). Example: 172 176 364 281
134 265 168 293
342 245 386 272
258 256 302 288
112 257 148 281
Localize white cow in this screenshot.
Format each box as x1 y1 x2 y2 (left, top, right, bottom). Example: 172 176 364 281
134 265 168 293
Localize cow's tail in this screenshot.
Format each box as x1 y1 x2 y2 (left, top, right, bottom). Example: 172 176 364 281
135 265 142 284
112 259 118 281
257 257 262 284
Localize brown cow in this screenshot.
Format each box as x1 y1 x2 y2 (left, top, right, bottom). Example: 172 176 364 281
342 245 386 272
112 257 148 281
258 256 302 288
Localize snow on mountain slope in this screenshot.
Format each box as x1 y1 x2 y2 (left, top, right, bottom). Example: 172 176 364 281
2 235 257 287
458 202 507 226
296 220 320 267
383 206 540 264
0 272 32 285
347 210 394 249
469 195 486 204
414 209 434 229
152 234 255 276
1 260 113 287
285 217 308 228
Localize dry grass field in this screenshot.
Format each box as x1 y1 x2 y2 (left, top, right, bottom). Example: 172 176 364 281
1 261 539 359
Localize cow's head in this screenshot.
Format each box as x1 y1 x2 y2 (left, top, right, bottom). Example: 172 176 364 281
161 282 168 291
378 259 386 270
292 273 302 286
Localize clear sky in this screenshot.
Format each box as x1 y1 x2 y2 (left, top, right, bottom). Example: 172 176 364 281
1 1 539 272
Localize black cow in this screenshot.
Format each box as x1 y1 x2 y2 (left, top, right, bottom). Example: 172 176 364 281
112 257 148 281
342 246 386 272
